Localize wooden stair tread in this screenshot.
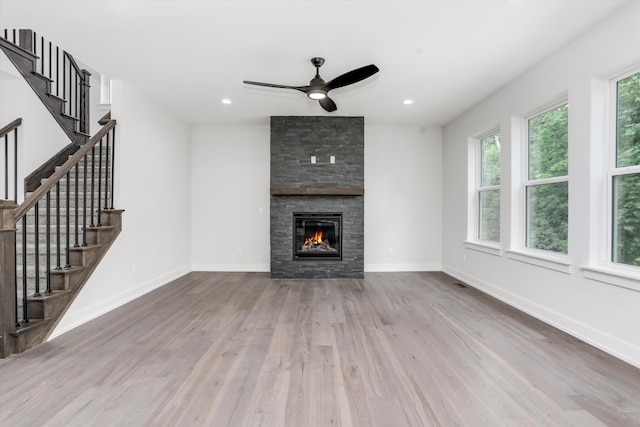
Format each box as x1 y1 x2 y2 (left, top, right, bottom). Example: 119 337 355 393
11 318 54 336
27 289 70 301
69 244 103 252
50 266 84 274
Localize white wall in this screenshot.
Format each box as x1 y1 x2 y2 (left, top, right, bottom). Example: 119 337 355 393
190 124 443 273
51 80 192 337
442 2 640 368
191 125 271 271
365 125 442 271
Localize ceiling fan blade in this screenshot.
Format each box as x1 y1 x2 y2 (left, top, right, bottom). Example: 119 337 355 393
243 81 309 93
324 64 379 91
319 96 337 112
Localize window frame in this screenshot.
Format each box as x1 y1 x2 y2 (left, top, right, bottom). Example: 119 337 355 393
523 100 570 255
608 67 640 268
476 130 501 244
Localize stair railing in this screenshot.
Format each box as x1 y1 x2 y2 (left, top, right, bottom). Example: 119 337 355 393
2 29 91 136
0 119 116 355
1 118 22 202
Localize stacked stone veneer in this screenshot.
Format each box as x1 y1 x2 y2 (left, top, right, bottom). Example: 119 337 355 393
270 116 364 278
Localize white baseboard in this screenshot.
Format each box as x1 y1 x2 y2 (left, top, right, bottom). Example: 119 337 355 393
49 266 191 340
191 263 270 272
365 263 441 272
442 264 640 370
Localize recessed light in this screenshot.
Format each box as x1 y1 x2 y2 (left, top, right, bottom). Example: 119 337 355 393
403 99 414 105
221 98 232 104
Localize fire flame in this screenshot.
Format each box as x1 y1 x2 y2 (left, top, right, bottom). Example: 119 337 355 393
305 230 323 246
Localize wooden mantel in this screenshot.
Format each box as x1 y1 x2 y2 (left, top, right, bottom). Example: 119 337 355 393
270 188 364 196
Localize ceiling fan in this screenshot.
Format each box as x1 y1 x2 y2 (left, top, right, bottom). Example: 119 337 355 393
243 57 379 112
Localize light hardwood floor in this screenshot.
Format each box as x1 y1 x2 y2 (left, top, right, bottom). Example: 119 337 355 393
1 272 639 426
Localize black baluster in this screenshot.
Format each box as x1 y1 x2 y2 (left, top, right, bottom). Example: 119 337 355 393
46 192 51 293
40 36 44 75
34 203 41 297
56 46 59 97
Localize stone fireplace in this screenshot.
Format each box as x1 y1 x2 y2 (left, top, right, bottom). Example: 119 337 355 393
270 116 364 278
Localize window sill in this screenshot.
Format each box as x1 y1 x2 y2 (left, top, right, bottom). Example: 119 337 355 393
464 241 502 257
582 265 640 292
506 249 572 274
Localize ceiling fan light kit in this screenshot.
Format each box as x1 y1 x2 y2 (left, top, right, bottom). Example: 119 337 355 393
243 57 379 112
307 90 327 100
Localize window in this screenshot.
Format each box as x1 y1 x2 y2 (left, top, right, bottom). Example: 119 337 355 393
477 132 501 242
612 70 640 267
525 103 568 254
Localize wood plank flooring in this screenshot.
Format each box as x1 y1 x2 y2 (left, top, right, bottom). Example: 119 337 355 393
1 272 639 426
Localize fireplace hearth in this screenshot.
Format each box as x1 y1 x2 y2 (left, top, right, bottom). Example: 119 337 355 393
293 213 342 260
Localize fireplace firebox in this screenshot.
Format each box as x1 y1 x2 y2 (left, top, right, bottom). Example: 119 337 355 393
293 213 342 260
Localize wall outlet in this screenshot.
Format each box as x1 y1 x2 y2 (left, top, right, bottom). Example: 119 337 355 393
311 155 316 164
330 155 335 164
388 247 394 254
131 264 137 274
258 207 264 215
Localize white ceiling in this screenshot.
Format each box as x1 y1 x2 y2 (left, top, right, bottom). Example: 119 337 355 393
0 0 630 127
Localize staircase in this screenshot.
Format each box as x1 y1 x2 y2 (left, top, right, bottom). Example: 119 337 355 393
0 30 123 358
0 29 91 192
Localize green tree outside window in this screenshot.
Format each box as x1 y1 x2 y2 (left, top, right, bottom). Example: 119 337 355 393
478 133 500 242
613 72 640 266
526 104 568 253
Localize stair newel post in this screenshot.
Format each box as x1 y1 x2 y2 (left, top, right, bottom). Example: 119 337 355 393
0 201 18 357
79 69 91 136
20 216 28 323
17 29 33 54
